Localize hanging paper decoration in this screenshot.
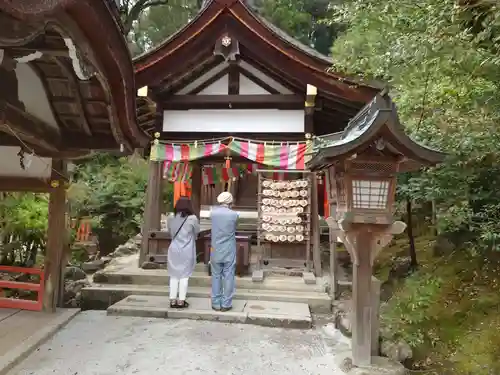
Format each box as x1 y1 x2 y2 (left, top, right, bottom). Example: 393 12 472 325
151 141 227 162
199 164 261 185
202 166 219 185
164 161 192 182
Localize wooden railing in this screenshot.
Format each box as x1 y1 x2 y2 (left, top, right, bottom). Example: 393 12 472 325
0 266 45 311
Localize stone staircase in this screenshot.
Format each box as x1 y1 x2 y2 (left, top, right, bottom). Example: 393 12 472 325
81 263 332 328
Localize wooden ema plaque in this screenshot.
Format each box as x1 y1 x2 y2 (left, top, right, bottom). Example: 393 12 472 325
256 171 313 271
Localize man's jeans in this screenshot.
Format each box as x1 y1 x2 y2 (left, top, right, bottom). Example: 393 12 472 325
211 257 236 309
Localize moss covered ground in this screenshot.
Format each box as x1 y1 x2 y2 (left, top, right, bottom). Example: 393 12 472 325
375 235 500 375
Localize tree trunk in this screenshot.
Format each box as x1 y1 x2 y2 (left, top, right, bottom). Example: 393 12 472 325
406 198 418 269
431 199 438 236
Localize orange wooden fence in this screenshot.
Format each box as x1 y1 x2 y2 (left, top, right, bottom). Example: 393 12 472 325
71 217 92 243
0 266 45 311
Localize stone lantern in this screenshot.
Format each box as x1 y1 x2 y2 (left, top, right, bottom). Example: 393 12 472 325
309 94 445 369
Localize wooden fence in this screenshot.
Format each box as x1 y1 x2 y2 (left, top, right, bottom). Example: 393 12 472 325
0 266 45 311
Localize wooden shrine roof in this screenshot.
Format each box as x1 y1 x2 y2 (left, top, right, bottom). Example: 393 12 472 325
0 0 149 158
133 0 385 134
309 95 446 172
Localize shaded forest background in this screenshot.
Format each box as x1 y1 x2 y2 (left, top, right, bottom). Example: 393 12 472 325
1 0 500 374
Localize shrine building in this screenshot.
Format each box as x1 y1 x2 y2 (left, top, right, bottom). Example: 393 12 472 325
135 0 388 277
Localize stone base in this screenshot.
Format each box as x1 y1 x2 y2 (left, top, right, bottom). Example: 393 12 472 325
252 269 264 282
338 355 407 375
302 272 316 285
107 295 312 329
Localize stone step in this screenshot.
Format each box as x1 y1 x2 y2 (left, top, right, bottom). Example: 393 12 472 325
93 269 327 293
107 295 312 329
81 284 332 313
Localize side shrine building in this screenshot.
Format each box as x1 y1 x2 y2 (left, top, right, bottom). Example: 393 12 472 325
0 0 148 312
135 0 443 281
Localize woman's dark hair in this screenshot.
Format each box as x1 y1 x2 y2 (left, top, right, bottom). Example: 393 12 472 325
174 196 195 217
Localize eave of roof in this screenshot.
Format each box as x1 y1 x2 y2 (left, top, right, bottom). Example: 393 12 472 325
0 0 150 151
308 95 446 171
133 0 384 103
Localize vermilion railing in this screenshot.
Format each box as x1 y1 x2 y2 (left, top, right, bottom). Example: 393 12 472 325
0 266 45 311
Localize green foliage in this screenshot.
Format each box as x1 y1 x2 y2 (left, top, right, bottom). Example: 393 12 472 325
0 193 48 266
381 237 500 374
129 0 201 54
68 153 174 253
330 0 500 252
382 273 443 347
255 0 344 55
68 154 150 252
127 0 343 56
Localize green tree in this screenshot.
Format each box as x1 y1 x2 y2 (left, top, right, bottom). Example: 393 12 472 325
129 0 201 54
330 0 500 252
68 154 149 253
0 192 48 266
255 0 345 55
68 154 173 254
122 0 202 55
126 0 344 56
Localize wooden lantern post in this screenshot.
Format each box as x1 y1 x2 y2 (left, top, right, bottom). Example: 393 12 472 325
307 93 447 367
329 156 406 366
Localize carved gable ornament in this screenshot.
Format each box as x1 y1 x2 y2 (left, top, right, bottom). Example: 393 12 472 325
214 33 239 61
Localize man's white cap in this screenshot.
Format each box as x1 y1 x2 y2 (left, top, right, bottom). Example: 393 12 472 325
217 191 233 205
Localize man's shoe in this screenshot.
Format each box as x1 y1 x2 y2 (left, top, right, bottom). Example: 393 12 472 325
212 306 221 311
221 306 232 312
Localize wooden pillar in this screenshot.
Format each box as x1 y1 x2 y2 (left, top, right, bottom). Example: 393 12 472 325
310 172 321 276
371 276 382 356
351 230 374 366
139 160 163 266
43 160 67 313
191 163 202 218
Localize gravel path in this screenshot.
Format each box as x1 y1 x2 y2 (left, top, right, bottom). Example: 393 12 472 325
8 311 350 375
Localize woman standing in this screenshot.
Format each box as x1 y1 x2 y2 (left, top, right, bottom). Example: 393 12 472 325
167 196 200 308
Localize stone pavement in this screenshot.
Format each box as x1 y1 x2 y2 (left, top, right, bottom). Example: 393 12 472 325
107 295 312 329
7 311 352 375
0 308 79 375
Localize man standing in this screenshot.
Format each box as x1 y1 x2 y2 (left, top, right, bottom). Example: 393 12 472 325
210 191 238 312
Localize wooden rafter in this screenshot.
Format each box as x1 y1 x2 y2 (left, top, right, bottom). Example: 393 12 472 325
63 133 119 150
0 177 50 193
228 61 239 94
51 57 93 136
155 54 223 96
242 52 360 117
239 51 304 93
236 64 279 94
188 66 230 95
0 100 61 152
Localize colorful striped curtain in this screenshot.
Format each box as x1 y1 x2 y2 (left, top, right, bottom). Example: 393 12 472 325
151 142 227 162
228 140 308 169
150 139 311 169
